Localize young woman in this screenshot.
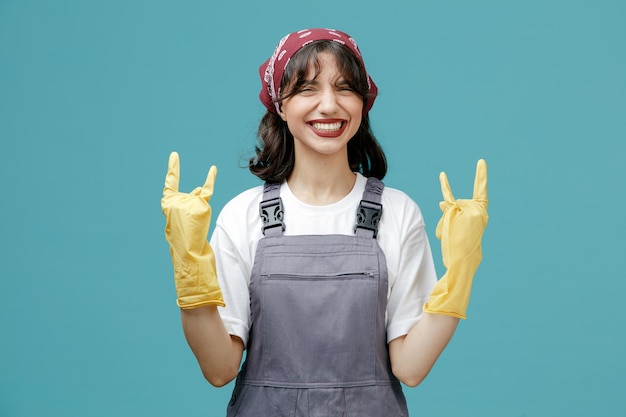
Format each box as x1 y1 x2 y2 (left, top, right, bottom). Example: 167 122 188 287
161 28 489 416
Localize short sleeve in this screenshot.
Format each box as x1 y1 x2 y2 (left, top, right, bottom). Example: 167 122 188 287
379 189 437 343
210 186 264 347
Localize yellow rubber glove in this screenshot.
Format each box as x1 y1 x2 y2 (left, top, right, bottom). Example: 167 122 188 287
161 152 225 309
423 159 488 319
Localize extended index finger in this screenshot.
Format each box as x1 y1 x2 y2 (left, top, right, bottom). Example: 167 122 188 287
164 151 180 193
472 159 488 201
199 165 217 202
439 171 455 203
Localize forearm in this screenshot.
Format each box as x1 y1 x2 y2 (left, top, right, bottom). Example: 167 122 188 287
180 306 244 387
389 312 459 387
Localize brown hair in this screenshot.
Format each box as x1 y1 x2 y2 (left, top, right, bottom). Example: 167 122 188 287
249 40 387 182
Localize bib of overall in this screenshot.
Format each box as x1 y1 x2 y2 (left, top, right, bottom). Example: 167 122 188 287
226 178 409 417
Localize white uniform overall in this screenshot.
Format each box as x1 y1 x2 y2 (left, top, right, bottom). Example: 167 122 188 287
226 178 409 417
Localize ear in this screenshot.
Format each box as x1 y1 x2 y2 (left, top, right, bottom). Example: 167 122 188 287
278 108 287 121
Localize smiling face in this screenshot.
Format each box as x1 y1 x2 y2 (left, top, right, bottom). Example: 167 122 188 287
278 52 364 164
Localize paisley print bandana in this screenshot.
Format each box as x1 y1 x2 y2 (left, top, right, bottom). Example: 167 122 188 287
259 28 378 114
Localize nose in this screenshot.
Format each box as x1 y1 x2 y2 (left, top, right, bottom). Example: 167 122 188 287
317 88 339 114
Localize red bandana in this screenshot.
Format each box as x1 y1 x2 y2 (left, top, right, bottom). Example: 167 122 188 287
259 28 378 114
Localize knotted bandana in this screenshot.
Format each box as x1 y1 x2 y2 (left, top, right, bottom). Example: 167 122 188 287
259 28 378 114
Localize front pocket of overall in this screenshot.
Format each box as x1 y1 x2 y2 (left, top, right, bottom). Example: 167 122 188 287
259 271 379 385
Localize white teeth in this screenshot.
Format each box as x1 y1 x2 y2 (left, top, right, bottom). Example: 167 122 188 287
311 121 342 131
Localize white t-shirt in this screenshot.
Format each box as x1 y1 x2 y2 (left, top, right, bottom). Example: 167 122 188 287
211 173 437 347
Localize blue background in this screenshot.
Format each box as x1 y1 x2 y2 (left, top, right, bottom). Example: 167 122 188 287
1 1 624 416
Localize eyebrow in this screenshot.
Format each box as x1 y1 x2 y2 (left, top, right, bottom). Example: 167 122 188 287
301 77 350 86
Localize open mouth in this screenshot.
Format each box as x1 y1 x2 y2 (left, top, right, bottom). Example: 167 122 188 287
307 120 347 137
309 121 344 132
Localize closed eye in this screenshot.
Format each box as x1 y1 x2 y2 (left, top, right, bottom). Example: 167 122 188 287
297 81 318 94
336 81 356 93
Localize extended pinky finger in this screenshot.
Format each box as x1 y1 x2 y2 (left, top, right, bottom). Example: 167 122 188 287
472 159 488 201
164 152 180 193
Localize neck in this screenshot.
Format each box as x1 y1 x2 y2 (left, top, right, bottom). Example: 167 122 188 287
287 155 356 206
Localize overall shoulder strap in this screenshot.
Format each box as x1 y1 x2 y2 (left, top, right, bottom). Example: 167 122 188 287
355 177 385 238
259 182 285 237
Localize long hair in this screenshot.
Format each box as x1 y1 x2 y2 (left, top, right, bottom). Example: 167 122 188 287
249 40 387 182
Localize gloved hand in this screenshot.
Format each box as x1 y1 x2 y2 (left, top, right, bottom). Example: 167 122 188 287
424 159 488 319
161 151 225 309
